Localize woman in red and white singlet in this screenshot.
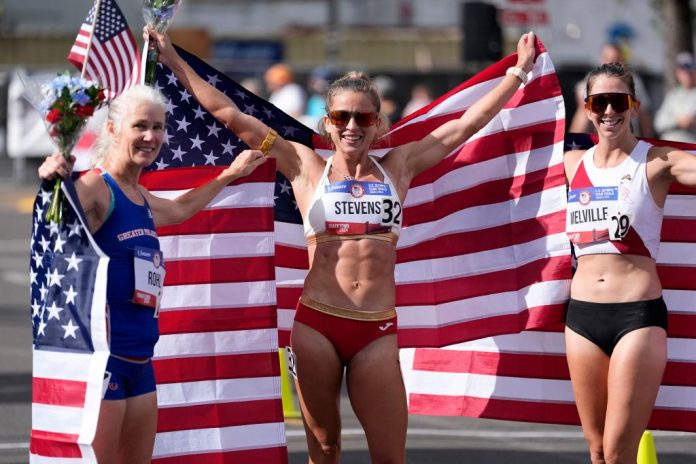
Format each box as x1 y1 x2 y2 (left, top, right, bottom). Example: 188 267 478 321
564 62 696 464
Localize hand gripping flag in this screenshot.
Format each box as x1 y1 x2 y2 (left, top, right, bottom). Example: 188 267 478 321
29 179 109 463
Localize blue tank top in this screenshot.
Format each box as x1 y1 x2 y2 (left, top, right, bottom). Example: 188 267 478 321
93 172 161 357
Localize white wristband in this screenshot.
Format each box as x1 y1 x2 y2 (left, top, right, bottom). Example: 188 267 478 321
506 66 528 85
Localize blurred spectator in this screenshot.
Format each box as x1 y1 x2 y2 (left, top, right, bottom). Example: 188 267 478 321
303 67 332 129
401 83 434 118
240 77 264 97
264 63 306 118
569 43 653 137
372 75 401 128
654 52 696 143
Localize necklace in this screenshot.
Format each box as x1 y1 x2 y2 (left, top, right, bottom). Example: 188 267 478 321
331 163 374 181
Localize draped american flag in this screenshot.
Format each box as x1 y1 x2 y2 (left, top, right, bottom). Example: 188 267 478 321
276 40 571 346
29 179 109 463
137 46 318 463
400 135 696 432
67 0 141 101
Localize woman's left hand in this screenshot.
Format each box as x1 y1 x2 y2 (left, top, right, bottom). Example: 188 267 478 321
515 31 537 73
221 149 268 181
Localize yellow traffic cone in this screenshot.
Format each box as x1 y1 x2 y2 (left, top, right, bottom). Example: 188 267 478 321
278 348 301 419
637 430 658 464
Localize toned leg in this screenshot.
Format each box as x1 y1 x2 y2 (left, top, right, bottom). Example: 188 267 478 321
116 391 158 463
291 321 344 464
346 334 407 464
565 327 610 464
92 399 126 464
603 327 667 464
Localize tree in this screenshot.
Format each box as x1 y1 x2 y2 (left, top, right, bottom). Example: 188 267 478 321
657 0 694 89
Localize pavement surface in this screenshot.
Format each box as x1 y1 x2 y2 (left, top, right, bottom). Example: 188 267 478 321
0 165 694 463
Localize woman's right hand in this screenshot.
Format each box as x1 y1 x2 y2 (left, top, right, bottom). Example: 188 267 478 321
38 152 74 180
144 27 178 69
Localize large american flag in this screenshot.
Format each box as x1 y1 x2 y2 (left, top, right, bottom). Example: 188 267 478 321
67 0 141 100
276 42 570 346
137 46 315 463
140 40 571 461
29 179 109 463
400 135 696 432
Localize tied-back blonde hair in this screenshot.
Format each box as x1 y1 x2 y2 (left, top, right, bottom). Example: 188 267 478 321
91 85 168 167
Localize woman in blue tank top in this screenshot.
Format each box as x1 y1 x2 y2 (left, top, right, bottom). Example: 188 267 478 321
38 85 267 464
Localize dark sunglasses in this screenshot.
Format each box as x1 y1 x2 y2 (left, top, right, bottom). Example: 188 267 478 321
584 93 635 113
327 110 378 127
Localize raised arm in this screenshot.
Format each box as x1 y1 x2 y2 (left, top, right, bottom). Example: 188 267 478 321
143 149 267 227
147 29 315 181
384 32 537 181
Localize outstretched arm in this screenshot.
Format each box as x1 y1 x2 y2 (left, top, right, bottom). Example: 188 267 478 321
144 149 268 227
147 29 315 181
385 32 537 181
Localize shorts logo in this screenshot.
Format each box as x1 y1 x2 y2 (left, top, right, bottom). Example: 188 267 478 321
379 322 394 331
350 183 364 198
108 383 119 391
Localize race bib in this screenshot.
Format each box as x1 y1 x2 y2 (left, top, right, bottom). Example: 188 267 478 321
322 180 401 235
566 186 623 244
133 246 165 316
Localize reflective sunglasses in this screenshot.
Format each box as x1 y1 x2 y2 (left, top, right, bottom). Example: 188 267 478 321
327 110 378 127
584 93 635 114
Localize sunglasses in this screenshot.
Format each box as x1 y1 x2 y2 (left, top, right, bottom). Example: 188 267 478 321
584 93 635 113
327 110 378 127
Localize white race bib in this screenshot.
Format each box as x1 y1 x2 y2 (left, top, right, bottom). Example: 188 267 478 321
133 246 165 317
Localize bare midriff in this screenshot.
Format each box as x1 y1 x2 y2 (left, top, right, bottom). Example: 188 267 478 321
303 237 396 312
571 254 663 303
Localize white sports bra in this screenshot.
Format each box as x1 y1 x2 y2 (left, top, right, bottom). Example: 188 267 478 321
566 141 663 259
303 155 402 245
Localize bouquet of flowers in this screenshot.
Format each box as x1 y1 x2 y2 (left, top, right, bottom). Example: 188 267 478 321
143 0 183 85
23 72 105 223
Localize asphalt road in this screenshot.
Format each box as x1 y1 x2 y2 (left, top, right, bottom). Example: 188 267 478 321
1 172 694 464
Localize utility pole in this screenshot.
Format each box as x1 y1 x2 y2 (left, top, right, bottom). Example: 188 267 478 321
660 0 694 89
326 0 340 70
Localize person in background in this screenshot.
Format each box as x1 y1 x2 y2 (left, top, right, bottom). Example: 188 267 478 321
569 43 653 137
264 62 307 119
150 26 536 464
564 62 696 464
654 52 696 143
37 85 266 464
401 83 434 118
303 67 332 129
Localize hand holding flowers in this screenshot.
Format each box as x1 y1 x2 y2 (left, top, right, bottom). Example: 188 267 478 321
143 0 182 85
24 72 105 222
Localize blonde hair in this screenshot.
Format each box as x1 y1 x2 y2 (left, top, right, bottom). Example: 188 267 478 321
91 85 167 167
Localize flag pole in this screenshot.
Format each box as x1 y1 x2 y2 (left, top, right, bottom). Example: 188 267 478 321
81 0 102 79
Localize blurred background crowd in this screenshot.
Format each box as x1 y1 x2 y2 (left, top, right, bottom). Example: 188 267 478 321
2 0 696 180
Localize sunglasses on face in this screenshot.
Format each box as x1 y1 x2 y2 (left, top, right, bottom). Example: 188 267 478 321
584 93 635 113
327 110 378 127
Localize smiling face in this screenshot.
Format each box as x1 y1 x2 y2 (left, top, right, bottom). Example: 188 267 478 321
585 74 639 139
109 101 166 168
323 90 380 157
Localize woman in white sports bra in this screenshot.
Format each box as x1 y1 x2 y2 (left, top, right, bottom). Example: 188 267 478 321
151 28 535 463
564 62 696 464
